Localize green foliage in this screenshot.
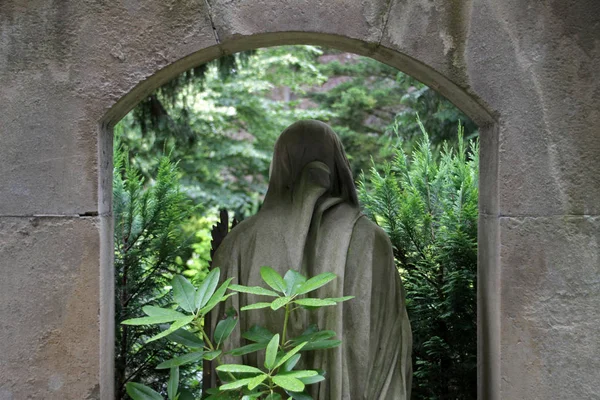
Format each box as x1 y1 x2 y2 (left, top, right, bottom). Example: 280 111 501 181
117 46 330 215
116 45 479 399
117 46 476 215
359 120 478 399
114 142 199 398
123 267 352 400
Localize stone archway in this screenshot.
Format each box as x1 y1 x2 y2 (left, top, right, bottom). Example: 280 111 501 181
0 1 598 399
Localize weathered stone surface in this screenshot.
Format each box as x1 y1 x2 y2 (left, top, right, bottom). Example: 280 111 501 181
383 0 600 216
209 0 389 46
477 215 500 400
0 216 101 399
0 0 217 215
499 216 600 398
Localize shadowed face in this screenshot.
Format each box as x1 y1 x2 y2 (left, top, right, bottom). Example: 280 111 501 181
267 120 358 206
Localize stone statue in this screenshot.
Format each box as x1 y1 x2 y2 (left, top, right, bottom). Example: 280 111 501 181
211 120 412 399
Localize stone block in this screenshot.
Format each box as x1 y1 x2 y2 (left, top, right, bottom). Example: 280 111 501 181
499 215 600 398
0 0 218 215
0 216 101 399
209 0 389 47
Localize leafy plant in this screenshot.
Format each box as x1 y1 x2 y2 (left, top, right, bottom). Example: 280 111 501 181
358 119 478 399
122 267 353 399
113 141 199 398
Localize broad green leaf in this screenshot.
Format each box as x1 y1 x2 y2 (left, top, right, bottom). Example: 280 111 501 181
242 325 275 343
273 342 307 370
228 342 268 356
242 395 265 400
241 302 272 311
295 273 336 295
195 268 220 309
299 374 325 385
265 333 280 369
270 296 292 310
293 298 336 307
172 275 197 312
247 373 268 390
167 329 204 348
301 340 341 351
260 266 287 293
326 296 355 303
220 292 238 302
178 389 195 400
290 330 336 345
282 353 301 372
242 393 268 400
283 270 307 296
203 350 222 360
122 315 182 326
229 284 279 297
272 375 305 392
156 351 205 369
280 370 318 379
264 394 282 400
167 367 179 400
219 377 254 390
200 278 234 315
147 316 194 343
286 391 313 400
217 364 264 374
125 382 163 400
143 306 186 320
214 315 238 345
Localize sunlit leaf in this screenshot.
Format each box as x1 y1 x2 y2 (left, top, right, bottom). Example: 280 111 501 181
283 270 306 296
260 266 287 293
219 377 254 390
270 296 291 310
295 273 336 295
195 267 221 309
217 364 264 374
172 275 197 313
146 316 194 343
247 373 268 390
273 342 307 370
241 302 272 311
125 382 163 400
265 334 280 370
272 375 305 392
293 298 336 307
200 278 234 314
143 306 186 320
156 351 205 369
229 284 279 297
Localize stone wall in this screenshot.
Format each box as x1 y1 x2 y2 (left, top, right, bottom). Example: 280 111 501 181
0 0 598 398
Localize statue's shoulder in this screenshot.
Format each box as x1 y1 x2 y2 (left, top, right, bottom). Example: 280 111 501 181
352 214 394 247
212 215 260 264
221 214 259 244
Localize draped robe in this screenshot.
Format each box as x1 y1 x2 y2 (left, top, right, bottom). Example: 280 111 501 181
211 120 412 399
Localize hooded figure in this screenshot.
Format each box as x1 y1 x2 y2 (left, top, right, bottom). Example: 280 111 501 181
211 120 412 399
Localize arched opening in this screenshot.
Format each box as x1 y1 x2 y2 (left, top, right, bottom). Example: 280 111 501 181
99 33 498 400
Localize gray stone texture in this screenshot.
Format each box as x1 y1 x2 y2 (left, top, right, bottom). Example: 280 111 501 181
0 217 101 399
0 0 598 398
